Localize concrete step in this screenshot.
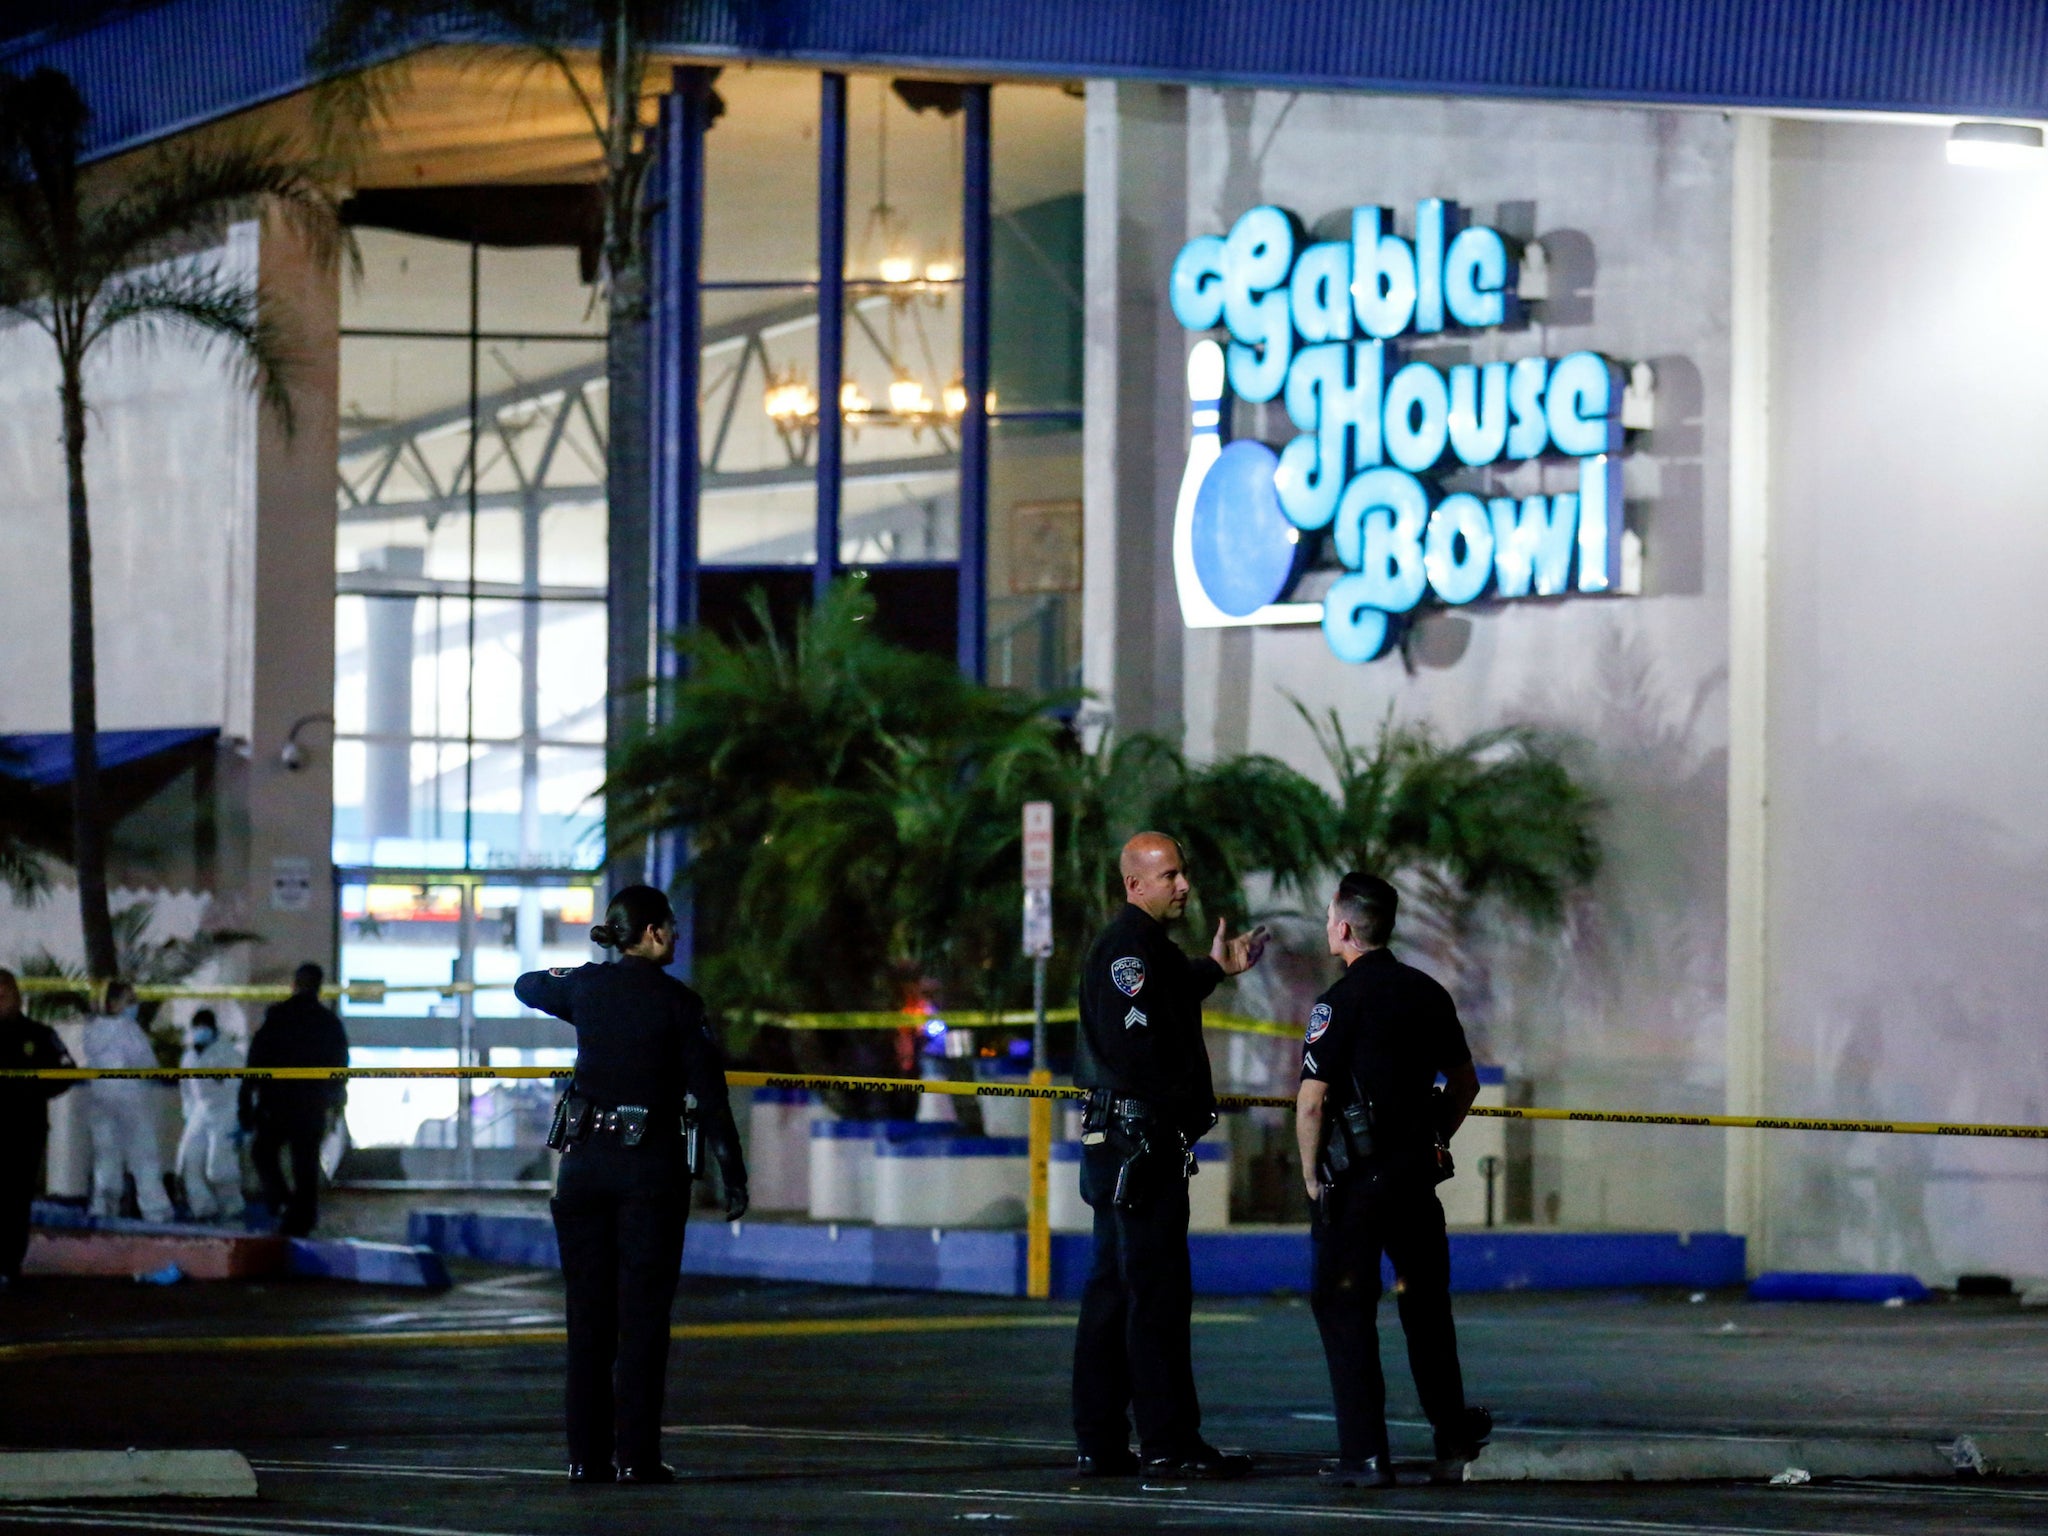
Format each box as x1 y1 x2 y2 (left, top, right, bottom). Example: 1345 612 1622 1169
1464 1429 2048 1482
0 1450 257 1501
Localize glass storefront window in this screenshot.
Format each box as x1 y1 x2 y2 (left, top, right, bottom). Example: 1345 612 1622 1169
334 228 606 875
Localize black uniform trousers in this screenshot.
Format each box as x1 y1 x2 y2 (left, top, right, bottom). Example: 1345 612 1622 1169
1072 1141 1201 1459
1 1127 45 1279
1310 1173 1467 1462
251 1114 326 1237
551 1136 690 1470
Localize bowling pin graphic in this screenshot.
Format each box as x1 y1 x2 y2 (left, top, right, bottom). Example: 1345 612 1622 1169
1172 339 1323 629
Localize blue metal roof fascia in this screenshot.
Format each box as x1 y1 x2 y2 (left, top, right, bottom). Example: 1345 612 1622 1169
1 0 328 161
687 0 2048 119
11 0 2048 166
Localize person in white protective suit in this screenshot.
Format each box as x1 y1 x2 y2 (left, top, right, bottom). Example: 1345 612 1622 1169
80 981 173 1222
176 1008 245 1220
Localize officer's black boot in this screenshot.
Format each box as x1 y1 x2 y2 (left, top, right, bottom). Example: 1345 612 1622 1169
1428 1406 1492 1484
567 1462 615 1485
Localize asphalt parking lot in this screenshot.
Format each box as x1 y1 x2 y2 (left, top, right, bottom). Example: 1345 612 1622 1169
3 1263 2048 1535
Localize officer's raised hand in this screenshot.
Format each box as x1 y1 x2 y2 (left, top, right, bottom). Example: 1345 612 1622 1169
1211 918 1271 976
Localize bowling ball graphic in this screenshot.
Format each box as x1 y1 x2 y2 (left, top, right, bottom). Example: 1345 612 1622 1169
1191 439 1307 617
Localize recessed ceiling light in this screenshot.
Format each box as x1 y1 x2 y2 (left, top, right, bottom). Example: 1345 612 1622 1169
1947 121 2045 168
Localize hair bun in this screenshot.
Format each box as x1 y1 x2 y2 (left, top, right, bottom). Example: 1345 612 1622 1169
589 923 617 948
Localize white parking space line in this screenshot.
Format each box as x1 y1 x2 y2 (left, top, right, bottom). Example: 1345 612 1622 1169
249 1459 559 1482
0 1508 544 1536
665 1422 1070 1451
865 1485 1922 1536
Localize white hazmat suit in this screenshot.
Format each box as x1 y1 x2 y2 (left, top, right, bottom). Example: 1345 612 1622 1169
80 1007 173 1222
177 1025 245 1219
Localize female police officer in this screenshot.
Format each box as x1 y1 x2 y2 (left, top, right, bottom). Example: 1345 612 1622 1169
515 885 748 1486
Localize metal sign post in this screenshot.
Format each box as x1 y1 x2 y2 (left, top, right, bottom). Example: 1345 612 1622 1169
1021 800 1054 1300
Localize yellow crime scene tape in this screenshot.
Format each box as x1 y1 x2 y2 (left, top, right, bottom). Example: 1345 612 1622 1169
0 1062 2045 1141
11 979 1297 1039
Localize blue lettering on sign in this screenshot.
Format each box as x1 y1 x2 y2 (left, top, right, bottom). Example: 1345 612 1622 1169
1170 200 1635 663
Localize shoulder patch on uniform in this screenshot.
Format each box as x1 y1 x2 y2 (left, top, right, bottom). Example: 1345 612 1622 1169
548 967 575 977
1110 956 1146 997
1305 1003 1333 1045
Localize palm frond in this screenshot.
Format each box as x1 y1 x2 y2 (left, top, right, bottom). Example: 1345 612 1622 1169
85 135 353 288
89 264 299 430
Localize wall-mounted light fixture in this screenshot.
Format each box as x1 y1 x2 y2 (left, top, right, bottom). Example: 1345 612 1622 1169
1947 121 2045 168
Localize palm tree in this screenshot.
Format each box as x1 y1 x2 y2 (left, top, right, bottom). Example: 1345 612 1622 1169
612 578 1337 1020
607 579 1065 1011
1298 700 1601 986
0 68 345 978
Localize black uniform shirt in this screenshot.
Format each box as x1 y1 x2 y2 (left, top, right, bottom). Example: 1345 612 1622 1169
1300 947 1471 1165
1074 903 1225 1137
514 957 740 1164
0 1011 73 1140
242 993 351 1125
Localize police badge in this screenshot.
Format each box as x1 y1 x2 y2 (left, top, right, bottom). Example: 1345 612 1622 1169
1110 956 1145 997
1305 1003 1332 1044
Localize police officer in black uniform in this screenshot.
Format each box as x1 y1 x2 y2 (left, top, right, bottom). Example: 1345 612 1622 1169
1296 872 1490 1487
514 885 747 1486
1071 832 1268 1479
0 967 74 1291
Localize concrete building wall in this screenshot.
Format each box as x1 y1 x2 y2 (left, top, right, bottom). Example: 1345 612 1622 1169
241 212 340 980
0 214 338 982
1761 119 2048 1281
1150 91 1739 1233
1082 81 1191 738
0 223 259 739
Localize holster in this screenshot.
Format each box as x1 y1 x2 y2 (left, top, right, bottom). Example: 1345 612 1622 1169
1107 1098 1189 1210
547 1091 593 1151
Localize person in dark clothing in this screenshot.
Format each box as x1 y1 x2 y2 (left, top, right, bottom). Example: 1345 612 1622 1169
1296 872 1491 1488
1071 832 1268 1480
0 968 73 1288
238 963 349 1237
515 884 747 1487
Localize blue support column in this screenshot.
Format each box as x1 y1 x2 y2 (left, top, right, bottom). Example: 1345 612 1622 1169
815 72 847 606
957 83 992 681
646 66 716 960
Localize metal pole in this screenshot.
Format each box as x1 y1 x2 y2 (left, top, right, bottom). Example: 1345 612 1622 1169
1032 954 1048 1073
815 72 847 604
649 67 715 972
1026 953 1052 1299
455 880 476 1185
957 83 991 681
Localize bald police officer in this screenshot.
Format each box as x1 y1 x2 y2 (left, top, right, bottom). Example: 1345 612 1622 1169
1071 832 1268 1480
515 885 746 1486
1296 872 1490 1487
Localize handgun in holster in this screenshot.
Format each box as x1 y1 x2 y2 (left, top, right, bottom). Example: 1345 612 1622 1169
1109 1098 1192 1211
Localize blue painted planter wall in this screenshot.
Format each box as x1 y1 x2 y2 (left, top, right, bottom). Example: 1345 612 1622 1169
409 1211 1745 1299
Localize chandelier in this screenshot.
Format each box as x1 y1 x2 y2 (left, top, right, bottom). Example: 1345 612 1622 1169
762 80 987 455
